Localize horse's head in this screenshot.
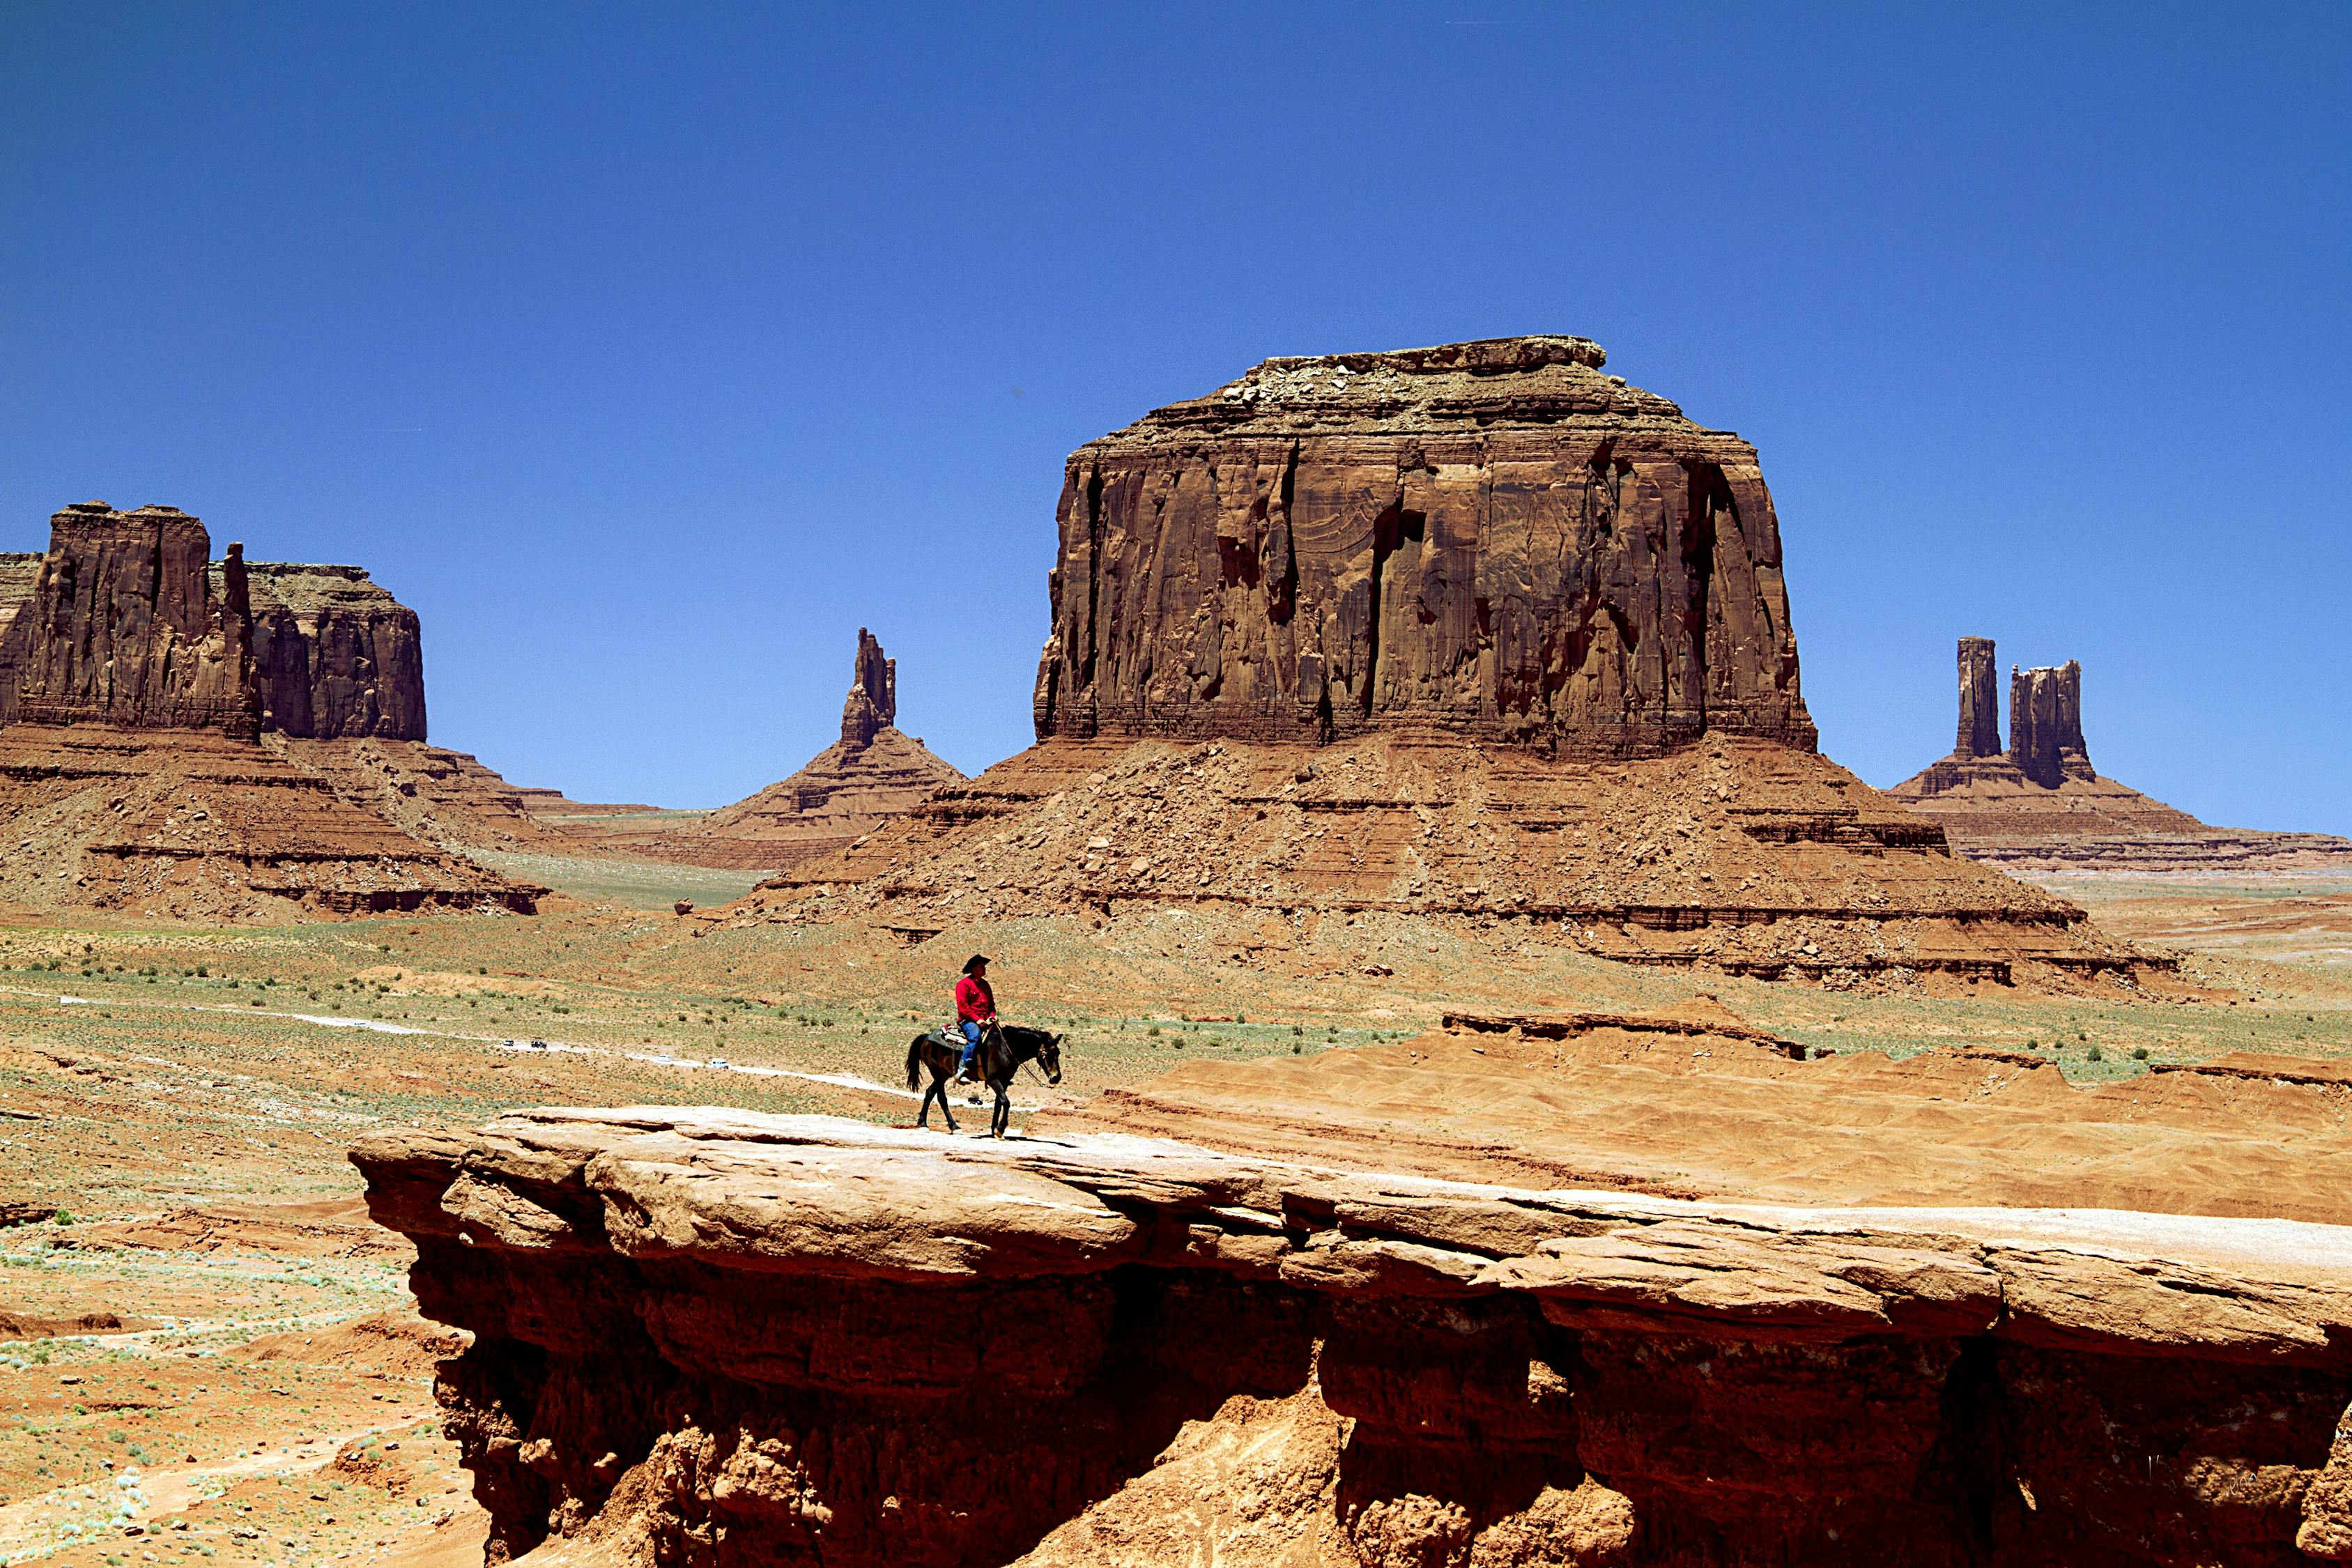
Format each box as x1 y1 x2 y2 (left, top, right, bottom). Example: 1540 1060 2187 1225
1042 1030 1063 1084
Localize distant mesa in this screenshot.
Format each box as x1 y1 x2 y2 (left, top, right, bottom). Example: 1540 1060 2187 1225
0 501 542 918
1889 637 2352 871
734 338 2168 991
671 629 964 871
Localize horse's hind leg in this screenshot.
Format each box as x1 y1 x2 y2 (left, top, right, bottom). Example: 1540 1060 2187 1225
938 1072 959 1134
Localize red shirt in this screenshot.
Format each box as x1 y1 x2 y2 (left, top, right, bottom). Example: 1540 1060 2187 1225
955 974 995 1024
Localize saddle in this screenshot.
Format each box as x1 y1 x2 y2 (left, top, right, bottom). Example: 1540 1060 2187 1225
927 1026 986 1084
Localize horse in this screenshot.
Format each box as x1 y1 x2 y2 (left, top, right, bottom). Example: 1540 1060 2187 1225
904 1022 1063 1137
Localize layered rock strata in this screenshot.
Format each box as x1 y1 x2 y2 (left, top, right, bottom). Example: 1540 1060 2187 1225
240 562 427 741
1893 640 2352 871
355 1105 2352 1567
737 732 2165 988
263 735 589 854
0 723 541 917
672 629 964 870
0 502 261 736
1032 337 1815 757
0 502 538 916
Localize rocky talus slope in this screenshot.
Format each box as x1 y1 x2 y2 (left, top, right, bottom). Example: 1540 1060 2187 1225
355 1101 2352 1568
0 502 538 917
735 732 2165 989
1892 638 2352 872
672 629 964 870
0 723 540 916
1033 336 1812 755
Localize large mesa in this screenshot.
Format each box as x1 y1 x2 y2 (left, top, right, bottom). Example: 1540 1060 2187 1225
735 341 2162 990
1033 336 1813 756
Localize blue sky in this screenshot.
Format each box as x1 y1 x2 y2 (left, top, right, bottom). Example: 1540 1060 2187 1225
3 3 2345 829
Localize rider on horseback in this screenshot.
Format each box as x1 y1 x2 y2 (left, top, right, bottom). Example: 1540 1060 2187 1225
953 954 997 1084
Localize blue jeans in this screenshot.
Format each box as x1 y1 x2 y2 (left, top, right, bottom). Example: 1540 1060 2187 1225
960 1020 983 1077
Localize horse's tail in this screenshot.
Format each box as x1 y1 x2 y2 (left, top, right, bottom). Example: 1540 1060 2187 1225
905 1036 925 1092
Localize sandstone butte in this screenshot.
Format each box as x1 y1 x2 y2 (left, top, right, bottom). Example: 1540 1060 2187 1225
1890 637 2352 873
352 1024 2352 1568
0 501 543 918
644 629 966 870
728 338 2162 992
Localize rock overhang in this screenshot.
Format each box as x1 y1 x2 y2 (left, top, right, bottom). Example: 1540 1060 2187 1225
353 1105 2352 1565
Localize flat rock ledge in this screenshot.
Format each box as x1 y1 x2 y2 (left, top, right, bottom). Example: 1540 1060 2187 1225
353 1108 2352 1567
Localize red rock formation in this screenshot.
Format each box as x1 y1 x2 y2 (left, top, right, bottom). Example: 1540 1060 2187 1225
1893 640 2352 871
1955 636 1999 758
243 562 427 741
0 507 430 742
671 629 964 870
0 553 38 728
739 351 2163 987
353 1106 2352 1567
0 502 261 737
840 627 894 748
2008 661 2092 788
739 733 2166 990
0 502 539 917
1032 337 1814 757
0 723 541 917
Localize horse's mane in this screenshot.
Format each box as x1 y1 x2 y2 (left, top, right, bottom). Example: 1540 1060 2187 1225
999 1022 1060 1047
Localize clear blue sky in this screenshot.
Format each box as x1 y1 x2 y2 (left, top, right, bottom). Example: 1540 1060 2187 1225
4 4 2346 831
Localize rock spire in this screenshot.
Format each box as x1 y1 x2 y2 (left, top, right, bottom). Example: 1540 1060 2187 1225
2008 660 2091 787
1892 638 2351 870
678 628 962 870
1955 636 1999 758
840 628 896 748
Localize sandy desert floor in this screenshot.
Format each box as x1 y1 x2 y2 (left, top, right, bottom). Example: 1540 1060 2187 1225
0 856 2346 1568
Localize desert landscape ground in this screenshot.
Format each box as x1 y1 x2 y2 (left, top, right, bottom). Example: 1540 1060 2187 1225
5 337 2351 1565
0 850 2346 1566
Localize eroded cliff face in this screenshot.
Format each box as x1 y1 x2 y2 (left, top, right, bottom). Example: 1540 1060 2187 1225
242 562 427 741
1032 337 1814 758
2008 661 2091 788
0 504 536 917
0 505 430 741
355 1108 2352 1568
0 502 261 737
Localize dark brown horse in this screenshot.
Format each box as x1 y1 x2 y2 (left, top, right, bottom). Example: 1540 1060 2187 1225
904 1022 1063 1137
